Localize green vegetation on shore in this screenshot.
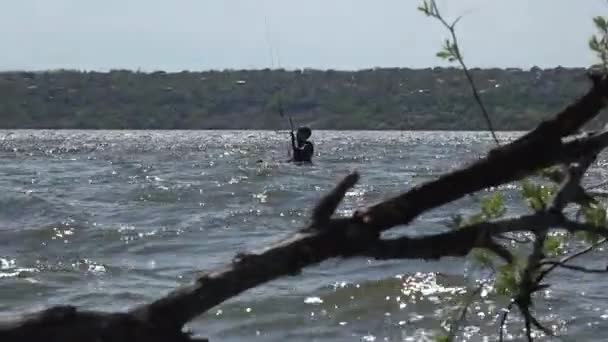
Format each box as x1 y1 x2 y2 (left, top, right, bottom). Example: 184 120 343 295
0 67 601 130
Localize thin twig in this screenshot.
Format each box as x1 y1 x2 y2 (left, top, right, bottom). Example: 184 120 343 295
518 229 549 342
537 239 608 282
499 301 515 342
427 0 499 145
529 312 554 337
541 262 608 273
447 284 484 340
523 307 534 342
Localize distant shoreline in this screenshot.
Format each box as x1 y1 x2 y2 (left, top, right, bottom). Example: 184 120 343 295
0 67 595 130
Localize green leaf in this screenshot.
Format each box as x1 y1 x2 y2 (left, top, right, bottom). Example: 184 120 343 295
590 16 608 69
417 1 431 15
594 16 608 32
481 192 506 219
495 263 519 296
436 50 452 60
576 231 601 245
590 35 601 53
583 202 607 227
543 235 565 257
520 181 554 211
434 335 450 342
471 248 495 269
456 193 507 229
443 39 452 50
578 203 607 244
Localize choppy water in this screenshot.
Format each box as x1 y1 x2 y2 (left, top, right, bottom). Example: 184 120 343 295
1 130 608 341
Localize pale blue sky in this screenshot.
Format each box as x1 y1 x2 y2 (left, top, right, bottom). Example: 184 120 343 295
0 0 605 71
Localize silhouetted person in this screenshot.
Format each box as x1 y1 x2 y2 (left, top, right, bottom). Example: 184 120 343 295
290 126 314 163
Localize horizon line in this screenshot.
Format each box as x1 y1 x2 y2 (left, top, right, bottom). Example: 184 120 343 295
0 65 593 74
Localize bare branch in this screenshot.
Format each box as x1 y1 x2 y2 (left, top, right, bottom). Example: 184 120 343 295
538 239 608 282
311 172 359 226
529 314 554 337
447 284 484 340
542 261 608 273
517 229 549 342
499 302 514 342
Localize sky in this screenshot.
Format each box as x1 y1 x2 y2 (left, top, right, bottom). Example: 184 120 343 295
0 0 605 71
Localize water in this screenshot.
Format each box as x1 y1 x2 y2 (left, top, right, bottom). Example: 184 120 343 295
0 130 607 341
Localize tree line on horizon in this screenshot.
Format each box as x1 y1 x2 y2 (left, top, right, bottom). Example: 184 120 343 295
0 66 602 130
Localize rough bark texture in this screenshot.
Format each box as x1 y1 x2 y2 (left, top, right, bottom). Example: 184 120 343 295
1 74 607 341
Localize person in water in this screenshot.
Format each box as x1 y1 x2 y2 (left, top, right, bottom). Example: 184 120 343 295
291 126 314 163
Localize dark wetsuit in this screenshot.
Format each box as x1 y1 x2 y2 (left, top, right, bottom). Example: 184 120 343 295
291 133 314 163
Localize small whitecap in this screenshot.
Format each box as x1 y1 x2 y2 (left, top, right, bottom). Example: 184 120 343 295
88 265 106 274
304 297 323 305
409 314 424 322
0 258 15 269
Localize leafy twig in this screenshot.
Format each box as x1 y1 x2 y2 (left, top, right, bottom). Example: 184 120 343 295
590 16 608 72
418 0 500 145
